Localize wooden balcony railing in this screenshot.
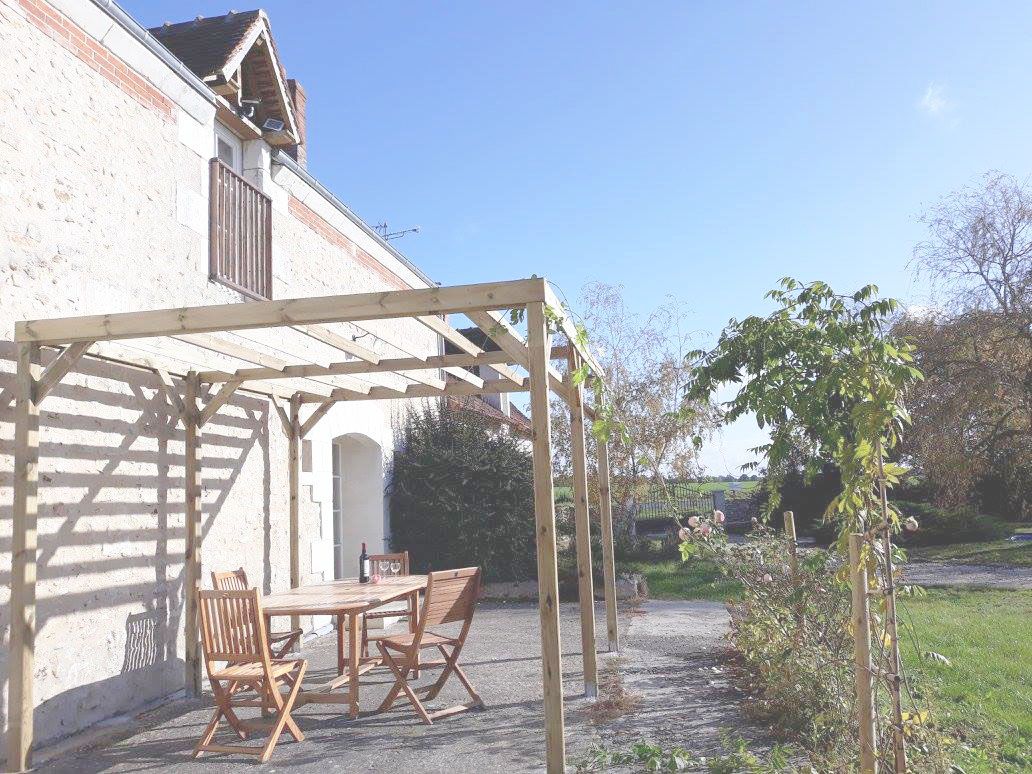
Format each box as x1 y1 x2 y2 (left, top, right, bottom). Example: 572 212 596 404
209 158 273 300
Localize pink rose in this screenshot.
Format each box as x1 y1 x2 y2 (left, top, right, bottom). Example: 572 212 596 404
688 516 700 528
699 523 713 537
713 511 726 524
678 527 690 541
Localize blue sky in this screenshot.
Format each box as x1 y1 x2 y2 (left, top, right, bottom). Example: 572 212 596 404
124 1 1032 473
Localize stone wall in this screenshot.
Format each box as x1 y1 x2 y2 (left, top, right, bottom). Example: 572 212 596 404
0 0 439 746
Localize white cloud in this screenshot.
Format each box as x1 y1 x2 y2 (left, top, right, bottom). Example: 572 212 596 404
918 83 952 117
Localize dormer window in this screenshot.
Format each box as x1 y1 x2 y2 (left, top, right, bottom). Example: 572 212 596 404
150 11 300 148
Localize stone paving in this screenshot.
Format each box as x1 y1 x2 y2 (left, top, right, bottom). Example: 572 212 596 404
38 601 769 773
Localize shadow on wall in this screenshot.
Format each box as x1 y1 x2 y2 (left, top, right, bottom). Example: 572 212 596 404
0 341 272 745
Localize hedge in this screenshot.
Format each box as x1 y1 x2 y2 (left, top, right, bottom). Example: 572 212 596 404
387 400 537 582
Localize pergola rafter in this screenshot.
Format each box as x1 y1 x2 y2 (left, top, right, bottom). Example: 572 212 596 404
6 277 615 774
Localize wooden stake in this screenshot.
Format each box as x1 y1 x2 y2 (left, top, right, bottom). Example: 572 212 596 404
184 373 203 698
597 435 619 652
288 394 302 632
784 511 799 580
849 533 878 774
876 446 908 773
567 351 598 697
7 343 41 771
527 301 566 774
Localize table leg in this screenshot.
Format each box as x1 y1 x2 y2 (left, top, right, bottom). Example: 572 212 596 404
337 614 345 676
409 590 420 679
348 611 360 718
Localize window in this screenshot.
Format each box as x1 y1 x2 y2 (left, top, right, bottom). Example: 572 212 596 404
214 123 242 172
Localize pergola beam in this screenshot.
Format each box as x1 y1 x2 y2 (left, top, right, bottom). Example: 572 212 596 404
526 301 565 774
466 310 573 406
295 373 528 404
16 278 546 344
197 378 244 427
7 344 41 772
568 349 598 698
89 339 320 401
295 322 382 364
195 351 511 385
596 402 620 652
35 341 94 402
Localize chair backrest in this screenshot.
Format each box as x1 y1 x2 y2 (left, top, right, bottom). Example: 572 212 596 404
368 551 410 577
197 586 272 668
211 568 249 591
420 567 480 628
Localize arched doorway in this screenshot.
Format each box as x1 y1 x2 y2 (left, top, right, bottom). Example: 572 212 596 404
330 433 386 579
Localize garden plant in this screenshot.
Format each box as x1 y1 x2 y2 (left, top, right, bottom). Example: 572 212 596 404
681 279 946 772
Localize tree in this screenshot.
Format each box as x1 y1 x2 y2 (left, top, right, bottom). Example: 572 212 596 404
905 171 1032 519
550 282 716 535
685 278 923 771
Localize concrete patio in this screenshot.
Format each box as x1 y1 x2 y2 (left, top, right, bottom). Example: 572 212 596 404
38 601 764 773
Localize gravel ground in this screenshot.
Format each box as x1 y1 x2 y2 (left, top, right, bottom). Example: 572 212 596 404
902 561 1032 589
39 600 769 773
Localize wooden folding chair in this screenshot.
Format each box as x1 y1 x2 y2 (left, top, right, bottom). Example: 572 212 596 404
361 551 415 657
195 586 308 763
212 568 303 657
375 567 484 724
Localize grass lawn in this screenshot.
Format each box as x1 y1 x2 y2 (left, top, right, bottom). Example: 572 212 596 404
900 589 1032 772
908 539 1032 567
617 558 741 601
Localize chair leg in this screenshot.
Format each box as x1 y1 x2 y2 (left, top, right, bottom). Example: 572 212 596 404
194 678 248 756
375 644 408 712
424 641 480 705
259 661 308 763
377 645 433 724
272 631 302 659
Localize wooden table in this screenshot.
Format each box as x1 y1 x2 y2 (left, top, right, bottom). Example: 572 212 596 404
262 575 426 718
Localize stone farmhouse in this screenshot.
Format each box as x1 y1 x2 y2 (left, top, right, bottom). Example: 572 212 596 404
0 0 532 751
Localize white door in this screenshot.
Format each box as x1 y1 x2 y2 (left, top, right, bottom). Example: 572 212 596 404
331 442 346 579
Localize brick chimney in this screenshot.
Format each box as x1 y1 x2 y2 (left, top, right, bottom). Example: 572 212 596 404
286 78 307 168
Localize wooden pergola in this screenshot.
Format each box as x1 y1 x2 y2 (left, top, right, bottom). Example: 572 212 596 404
6 277 618 773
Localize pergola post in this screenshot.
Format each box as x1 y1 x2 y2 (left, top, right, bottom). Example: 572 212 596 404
567 351 598 697
288 394 302 631
596 434 619 651
183 373 203 697
7 343 42 771
527 301 565 773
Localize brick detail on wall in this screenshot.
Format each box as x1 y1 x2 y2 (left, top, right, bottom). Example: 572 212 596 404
13 0 175 121
288 196 412 291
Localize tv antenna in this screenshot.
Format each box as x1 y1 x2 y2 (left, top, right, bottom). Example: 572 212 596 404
375 222 421 241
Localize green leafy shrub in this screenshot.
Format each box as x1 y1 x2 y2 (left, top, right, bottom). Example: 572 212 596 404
895 500 1011 546
679 515 952 770
388 400 536 582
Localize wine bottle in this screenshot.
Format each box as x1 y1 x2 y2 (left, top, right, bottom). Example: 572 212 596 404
359 542 369 583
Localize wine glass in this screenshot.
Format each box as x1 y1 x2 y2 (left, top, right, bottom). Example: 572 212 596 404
378 559 390 577
390 560 402 576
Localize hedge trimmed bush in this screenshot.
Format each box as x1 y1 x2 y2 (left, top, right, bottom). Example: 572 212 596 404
388 400 536 582
895 500 1011 546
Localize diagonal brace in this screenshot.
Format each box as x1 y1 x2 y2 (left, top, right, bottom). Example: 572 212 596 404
198 379 244 427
